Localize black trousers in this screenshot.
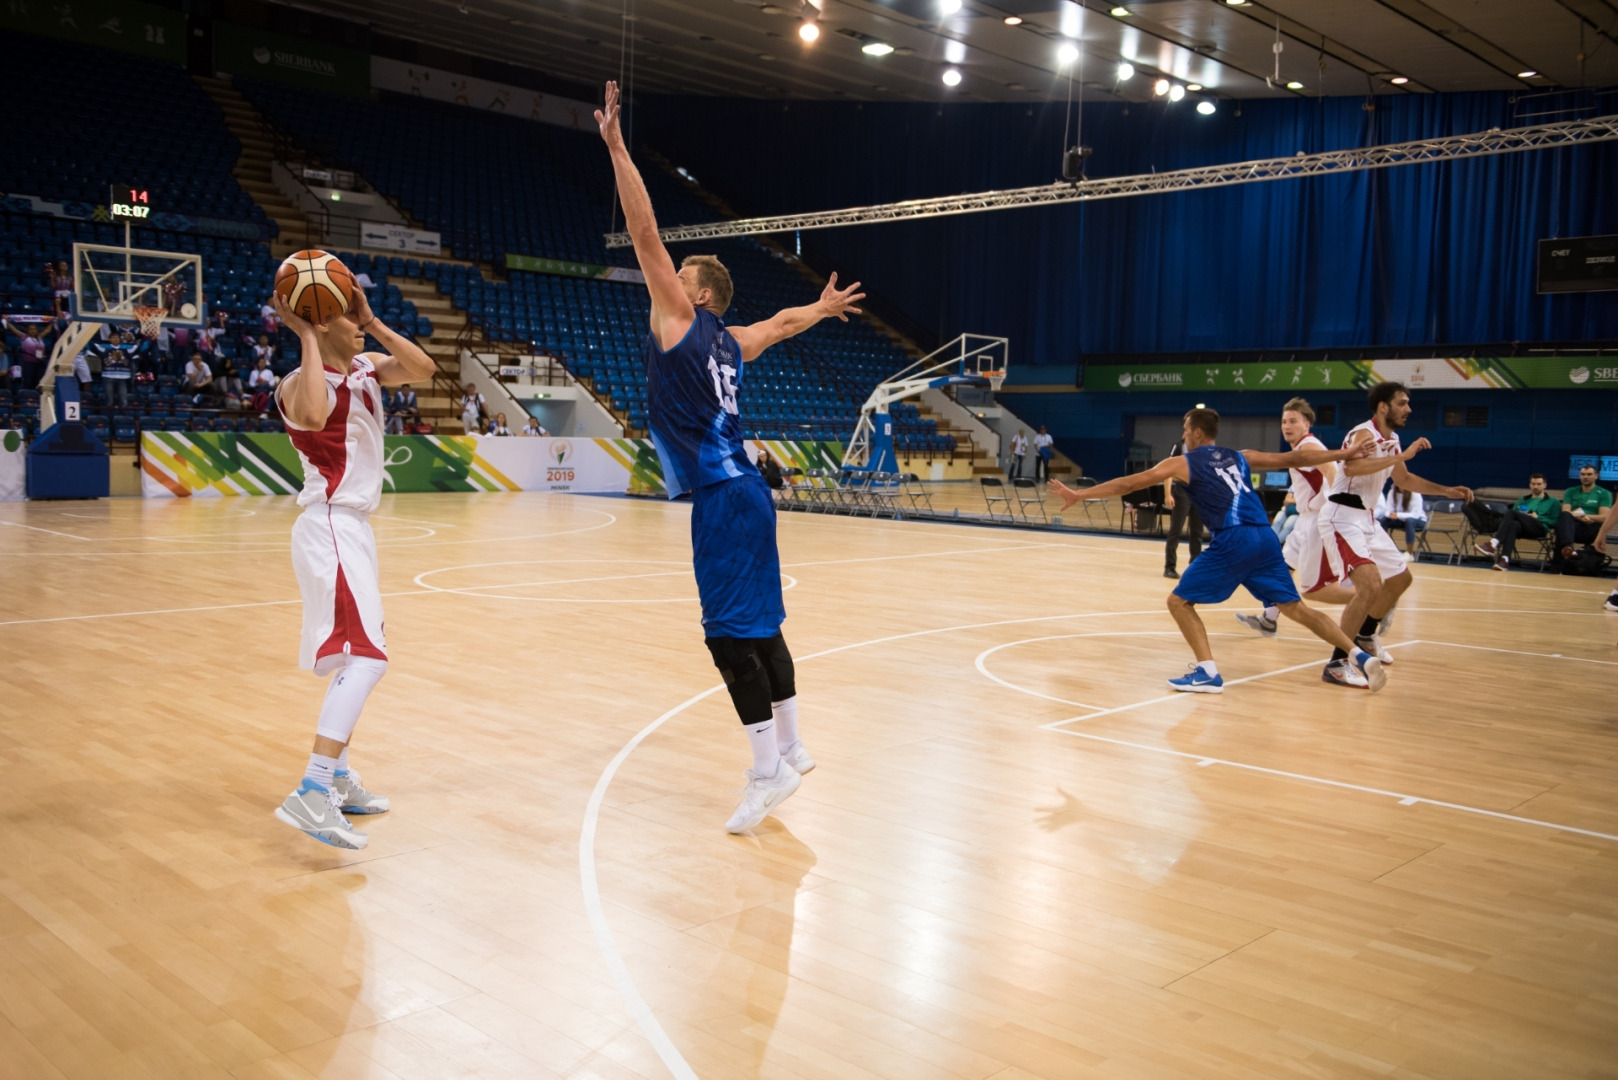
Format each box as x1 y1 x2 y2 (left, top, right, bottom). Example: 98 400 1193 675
1009 453 1025 479
1490 508 1547 559
1034 453 1050 482
1165 489 1203 570
1553 514 1602 552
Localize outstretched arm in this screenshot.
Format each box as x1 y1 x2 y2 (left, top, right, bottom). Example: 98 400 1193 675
1391 457 1473 502
1049 457 1187 510
1243 438 1374 471
728 272 866 362
596 80 692 348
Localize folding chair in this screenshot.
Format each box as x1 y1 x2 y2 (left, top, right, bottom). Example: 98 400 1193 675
1012 478 1047 523
981 476 1017 522
1417 499 1468 565
900 472 934 516
1073 477 1114 529
867 472 903 518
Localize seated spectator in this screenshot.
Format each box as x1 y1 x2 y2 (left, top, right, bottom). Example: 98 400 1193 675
475 416 490 436
488 411 513 436
1468 473 1559 570
1377 486 1426 560
459 383 485 433
520 415 547 436
757 449 784 490
384 385 419 435
259 301 280 337
251 335 276 371
183 353 213 398
213 354 245 399
248 356 279 391
1271 492 1298 543
1553 463 1614 571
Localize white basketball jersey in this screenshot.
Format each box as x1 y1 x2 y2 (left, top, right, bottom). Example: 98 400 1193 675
277 354 386 514
1323 418 1400 518
1289 434 1329 515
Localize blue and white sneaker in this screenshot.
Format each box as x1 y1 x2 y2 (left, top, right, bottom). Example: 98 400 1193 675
1353 649 1386 692
1168 664 1224 694
332 768 390 814
274 779 369 849
1321 659 1369 690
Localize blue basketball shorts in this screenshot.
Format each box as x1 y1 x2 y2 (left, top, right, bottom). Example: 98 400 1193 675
1172 524 1301 607
690 473 786 638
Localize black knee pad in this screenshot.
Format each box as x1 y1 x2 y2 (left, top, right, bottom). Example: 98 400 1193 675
755 633 796 703
704 636 773 725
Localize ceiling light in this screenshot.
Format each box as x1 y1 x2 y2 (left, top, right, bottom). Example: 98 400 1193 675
1286 80 1304 90
1517 70 1538 78
1225 0 1247 5
940 0 962 14
1057 42 1079 65
1196 100 1216 115
1110 6 1130 15
1390 75 1409 84
758 53 775 60
941 67 963 86
798 20 819 42
1003 16 1023 26
1186 82 1202 91
1153 78 1170 96
1117 62 1134 81
944 39 966 63
1168 83 1185 101
861 41 894 56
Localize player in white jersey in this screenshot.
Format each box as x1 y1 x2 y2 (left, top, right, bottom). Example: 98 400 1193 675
268 288 435 849
1315 382 1473 685
1234 397 1358 636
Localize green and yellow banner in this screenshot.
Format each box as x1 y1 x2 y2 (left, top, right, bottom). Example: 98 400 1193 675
2 0 184 63
213 21 370 98
1090 355 1618 393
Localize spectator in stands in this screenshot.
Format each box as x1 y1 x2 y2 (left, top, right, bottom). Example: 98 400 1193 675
1553 464 1614 570
49 261 73 318
1033 425 1055 482
520 415 547 436
97 332 134 407
168 324 193 374
1469 473 1559 570
213 353 246 400
386 385 418 435
475 416 490 436
1377 485 1426 560
757 449 784 490
1161 436 1202 579
1008 428 1028 479
248 356 279 391
252 335 276 371
488 412 513 436
459 382 486 433
183 352 213 399
3 319 53 390
259 301 280 337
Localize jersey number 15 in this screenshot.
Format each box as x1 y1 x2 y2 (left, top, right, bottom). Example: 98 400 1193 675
708 356 739 417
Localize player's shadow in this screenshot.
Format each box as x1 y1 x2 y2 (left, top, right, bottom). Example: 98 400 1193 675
1035 787 1086 832
724 821 818 1073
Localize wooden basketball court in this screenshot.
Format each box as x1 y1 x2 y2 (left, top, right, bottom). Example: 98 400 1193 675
2 492 1614 1079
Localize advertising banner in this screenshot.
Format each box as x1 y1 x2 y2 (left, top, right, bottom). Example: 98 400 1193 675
1 0 184 64
505 253 646 285
0 430 24 502
215 22 370 98
371 56 593 131
1092 355 1618 393
361 221 442 256
141 432 844 499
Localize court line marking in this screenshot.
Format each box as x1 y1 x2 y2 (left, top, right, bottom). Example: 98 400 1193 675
0 521 95 540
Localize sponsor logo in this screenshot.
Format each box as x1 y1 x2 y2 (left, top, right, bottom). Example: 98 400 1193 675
551 439 572 464
1117 372 1132 388
1594 366 1618 382
253 46 270 64
261 48 338 77
1117 371 1182 387
1569 366 1590 385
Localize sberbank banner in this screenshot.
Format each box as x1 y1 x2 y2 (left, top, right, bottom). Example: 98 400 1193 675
506 253 646 285
214 22 369 98
1 0 184 63
1092 355 1618 392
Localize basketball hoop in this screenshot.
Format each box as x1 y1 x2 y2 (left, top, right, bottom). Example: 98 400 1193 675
982 369 1006 392
133 305 168 340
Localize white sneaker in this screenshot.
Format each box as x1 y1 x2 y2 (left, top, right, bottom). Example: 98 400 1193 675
781 740 816 776
274 780 369 849
1604 592 1618 613
332 768 390 814
1379 604 1398 634
725 762 802 834
1355 634 1394 666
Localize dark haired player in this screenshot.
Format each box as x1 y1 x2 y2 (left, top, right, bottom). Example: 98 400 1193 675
1052 408 1386 693
597 80 866 832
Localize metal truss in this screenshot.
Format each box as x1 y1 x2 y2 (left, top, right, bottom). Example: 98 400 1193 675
605 114 1618 248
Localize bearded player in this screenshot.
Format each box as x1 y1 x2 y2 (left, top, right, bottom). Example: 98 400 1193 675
269 283 435 849
596 80 865 832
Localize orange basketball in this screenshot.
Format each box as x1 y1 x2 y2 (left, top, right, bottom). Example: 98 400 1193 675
274 249 357 326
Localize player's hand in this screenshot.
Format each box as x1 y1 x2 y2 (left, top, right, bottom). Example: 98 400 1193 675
595 81 624 148
818 271 865 322
1163 494 1175 509
1402 437 1432 459
1048 479 1079 510
1594 531 1608 554
271 293 314 339
1338 439 1377 461
1447 485 1474 503
346 286 376 333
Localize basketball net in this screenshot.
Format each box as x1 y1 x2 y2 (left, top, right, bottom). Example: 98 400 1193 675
983 369 1006 392
133 306 168 340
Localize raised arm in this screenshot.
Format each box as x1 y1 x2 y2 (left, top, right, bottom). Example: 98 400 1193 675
596 81 692 349
1049 456 1187 511
349 289 434 386
728 272 866 362
271 294 333 431
1242 438 1373 471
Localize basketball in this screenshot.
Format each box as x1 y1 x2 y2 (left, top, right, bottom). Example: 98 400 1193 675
273 249 356 325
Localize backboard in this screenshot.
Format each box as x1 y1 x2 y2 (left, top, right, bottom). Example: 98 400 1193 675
72 242 204 328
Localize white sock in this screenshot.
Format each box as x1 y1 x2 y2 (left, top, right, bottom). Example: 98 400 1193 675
304 753 338 790
1198 660 1219 677
336 746 350 774
314 657 387 744
772 697 799 749
745 720 781 777
1262 605 1280 622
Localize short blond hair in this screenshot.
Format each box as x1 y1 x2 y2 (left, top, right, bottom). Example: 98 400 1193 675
681 254 733 314
1282 397 1315 425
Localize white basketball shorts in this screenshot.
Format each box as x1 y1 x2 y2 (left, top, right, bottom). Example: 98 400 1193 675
1286 513 1326 590
291 504 387 676
1314 508 1407 591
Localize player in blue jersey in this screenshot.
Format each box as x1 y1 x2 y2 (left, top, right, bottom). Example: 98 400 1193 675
597 81 867 832
1050 408 1388 693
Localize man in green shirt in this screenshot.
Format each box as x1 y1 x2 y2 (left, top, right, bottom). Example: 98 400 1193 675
1553 463 1614 567
1471 472 1559 570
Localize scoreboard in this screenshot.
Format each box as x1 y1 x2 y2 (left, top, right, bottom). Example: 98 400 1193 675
109 184 153 221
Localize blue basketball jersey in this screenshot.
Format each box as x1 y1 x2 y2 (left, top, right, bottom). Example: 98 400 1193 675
644 308 755 498
1183 444 1270 534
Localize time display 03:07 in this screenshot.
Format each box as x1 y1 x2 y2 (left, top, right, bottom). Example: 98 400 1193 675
110 184 153 220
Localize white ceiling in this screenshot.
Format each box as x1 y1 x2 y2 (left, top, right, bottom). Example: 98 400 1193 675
305 0 1618 103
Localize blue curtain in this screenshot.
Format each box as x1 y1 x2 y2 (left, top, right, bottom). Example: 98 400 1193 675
637 92 1616 363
